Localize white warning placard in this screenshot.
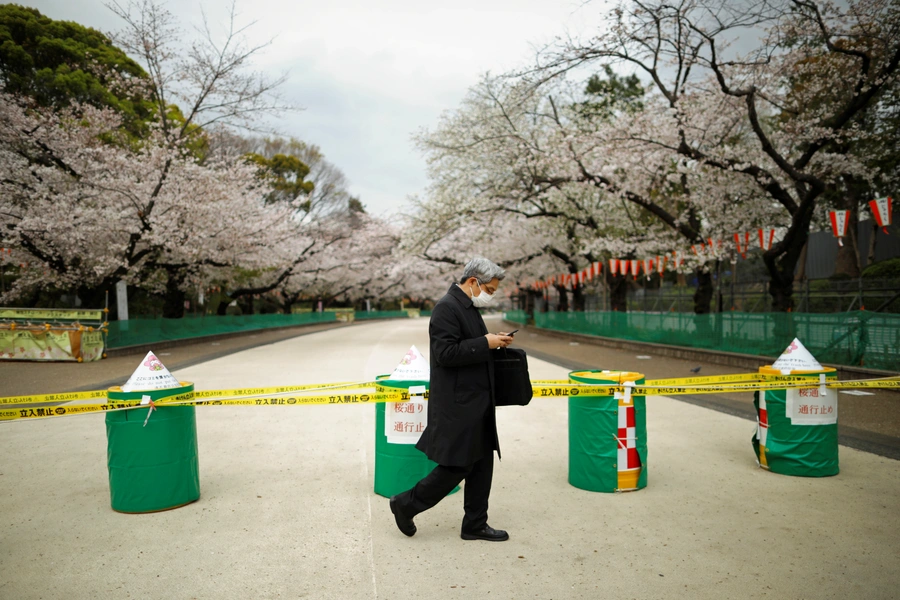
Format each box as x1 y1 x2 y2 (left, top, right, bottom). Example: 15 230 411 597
386 385 427 444
786 387 838 425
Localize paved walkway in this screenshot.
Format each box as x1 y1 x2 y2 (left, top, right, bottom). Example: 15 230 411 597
1 316 899 599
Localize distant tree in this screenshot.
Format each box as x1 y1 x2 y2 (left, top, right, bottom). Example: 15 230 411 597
245 152 315 208
0 4 152 130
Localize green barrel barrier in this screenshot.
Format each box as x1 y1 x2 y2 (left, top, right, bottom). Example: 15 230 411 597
105 383 200 513
373 377 458 498
568 370 648 493
752 365 839 477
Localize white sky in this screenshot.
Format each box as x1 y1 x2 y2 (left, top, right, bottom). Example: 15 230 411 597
27 1 610 217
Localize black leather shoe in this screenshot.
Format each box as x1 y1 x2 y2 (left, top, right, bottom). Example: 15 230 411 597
389 496 416 537
460 525 509 542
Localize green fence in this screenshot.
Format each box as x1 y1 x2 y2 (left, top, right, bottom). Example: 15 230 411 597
504 310 528 325
355 310 416 321
528 311 900 371
107 312 336 349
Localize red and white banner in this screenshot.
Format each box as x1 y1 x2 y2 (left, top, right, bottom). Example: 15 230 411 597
609 258 619 276
733 232 751 259
629 259 640 280
656 255 667 274
868 197 892 234
671 250 683 269
758 228 776 250
828 210 850 246
592 261 602 279
642 258 654 280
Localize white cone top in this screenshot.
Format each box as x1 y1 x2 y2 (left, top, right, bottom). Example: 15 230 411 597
771 338 823 373
121 351 183 392
389 345 430 381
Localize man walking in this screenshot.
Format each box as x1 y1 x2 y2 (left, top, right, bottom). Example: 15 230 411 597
389 257 514 541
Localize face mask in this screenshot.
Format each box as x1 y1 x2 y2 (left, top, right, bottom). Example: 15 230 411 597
470 282 495 308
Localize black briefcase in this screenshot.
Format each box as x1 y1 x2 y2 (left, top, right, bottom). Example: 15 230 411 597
493 347 533 406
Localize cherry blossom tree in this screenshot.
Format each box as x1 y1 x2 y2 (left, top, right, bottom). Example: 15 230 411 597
0 93 306 313
409 72 774 313
528 0 900 310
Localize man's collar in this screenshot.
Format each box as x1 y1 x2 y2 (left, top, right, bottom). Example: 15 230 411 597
448 283 473 308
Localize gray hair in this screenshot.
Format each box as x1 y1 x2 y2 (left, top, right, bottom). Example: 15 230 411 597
459 257 506 284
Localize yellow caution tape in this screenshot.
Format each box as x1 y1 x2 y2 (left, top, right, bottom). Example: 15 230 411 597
644 373 851 386
0 402 139 421
645 373 765 386
3 375 898 422
193 381 369 399
0 389 107 406
187 392 402 407
0 391 411 421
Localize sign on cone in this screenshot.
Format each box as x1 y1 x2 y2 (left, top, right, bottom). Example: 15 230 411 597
389 345 430 381
771 338 823 373
122 351 182 392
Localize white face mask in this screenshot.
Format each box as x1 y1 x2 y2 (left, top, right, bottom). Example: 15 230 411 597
470 282 495 308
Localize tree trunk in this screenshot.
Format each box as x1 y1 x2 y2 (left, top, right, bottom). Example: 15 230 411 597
607 273 627 312
239 295 254 315
693 269 713 314
554 284 569 312
865 221 879 270
216 298 229 315
162 275 186 318
572 283 585 311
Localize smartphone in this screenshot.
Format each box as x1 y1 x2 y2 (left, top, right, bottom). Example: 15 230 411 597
507 330 519 336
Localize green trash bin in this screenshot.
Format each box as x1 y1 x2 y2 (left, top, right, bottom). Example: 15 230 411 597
105 383 200 513
752 365 839 477
373 377 458 498
568 370 648 493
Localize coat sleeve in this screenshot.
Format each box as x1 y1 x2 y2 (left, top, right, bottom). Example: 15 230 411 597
430 302 491 367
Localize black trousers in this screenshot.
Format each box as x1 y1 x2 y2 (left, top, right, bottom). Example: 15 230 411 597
394 450 494 533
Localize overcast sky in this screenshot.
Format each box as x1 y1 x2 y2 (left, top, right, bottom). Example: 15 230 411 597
26 0 611 217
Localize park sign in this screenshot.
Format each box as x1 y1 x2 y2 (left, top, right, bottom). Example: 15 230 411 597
122 351 182 392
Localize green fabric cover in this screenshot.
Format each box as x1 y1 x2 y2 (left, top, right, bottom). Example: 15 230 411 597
504 310 528 325
568 371 648 493
752 373 839 477
531 310 899 371
355 310 411 321
106 312 336 349
373 379 457 498
105 384 200 512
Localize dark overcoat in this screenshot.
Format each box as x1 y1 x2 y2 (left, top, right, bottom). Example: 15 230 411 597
415 284 500 467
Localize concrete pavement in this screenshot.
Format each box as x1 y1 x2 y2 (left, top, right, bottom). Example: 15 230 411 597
1 316 899 599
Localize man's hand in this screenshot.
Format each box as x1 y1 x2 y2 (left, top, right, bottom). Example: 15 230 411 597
486 333 513 349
